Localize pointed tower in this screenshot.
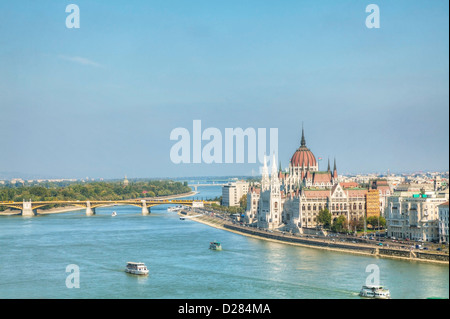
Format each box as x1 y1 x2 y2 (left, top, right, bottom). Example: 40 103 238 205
333 158 338 181
301 123 306 147
271 154 277 177
271 153 280 192
327 158 331 172
289 123 318 185
261 154 270 191
269 153 281 229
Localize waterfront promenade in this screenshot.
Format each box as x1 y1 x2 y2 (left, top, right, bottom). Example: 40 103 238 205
181 209 449 265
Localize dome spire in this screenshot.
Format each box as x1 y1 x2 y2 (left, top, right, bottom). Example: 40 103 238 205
301 122 306 147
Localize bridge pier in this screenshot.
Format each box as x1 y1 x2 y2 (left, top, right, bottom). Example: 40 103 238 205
22 200 35 217
86 201 96 216
141 200 150 215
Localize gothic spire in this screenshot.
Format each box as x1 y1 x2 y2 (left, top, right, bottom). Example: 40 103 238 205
301 122 306 147
271 153 278 177
327 158 330 172
261 153 270 191
333 158 338 180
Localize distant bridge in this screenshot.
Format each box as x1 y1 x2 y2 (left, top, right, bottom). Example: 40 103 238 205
0 199 217 217
188 182 228 191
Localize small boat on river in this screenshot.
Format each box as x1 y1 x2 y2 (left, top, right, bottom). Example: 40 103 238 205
125 262 149 275
209 241 222 251
359 285 391 299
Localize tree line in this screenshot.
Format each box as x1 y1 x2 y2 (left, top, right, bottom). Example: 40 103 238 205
317 208 386 233
0 180 192 210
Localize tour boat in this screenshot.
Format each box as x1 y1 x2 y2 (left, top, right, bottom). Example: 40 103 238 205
359 285 391 299
111 211 117 217
168 206 183 212
125 262 149 275
209 241 222 251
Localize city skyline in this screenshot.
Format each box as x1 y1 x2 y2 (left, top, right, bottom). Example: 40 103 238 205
0 0 448 179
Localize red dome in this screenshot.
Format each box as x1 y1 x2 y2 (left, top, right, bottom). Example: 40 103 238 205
291 146 317 168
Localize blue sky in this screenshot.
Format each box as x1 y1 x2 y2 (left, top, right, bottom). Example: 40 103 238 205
0 0 448 179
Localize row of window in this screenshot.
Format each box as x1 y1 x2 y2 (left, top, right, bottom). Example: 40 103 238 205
300 215 361 223
301 203 365 211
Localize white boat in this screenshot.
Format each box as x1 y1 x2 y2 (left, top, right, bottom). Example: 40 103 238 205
111 211 117 217
359 285 391 299
168 205 183 212
209 241 222 251
125 262 149 275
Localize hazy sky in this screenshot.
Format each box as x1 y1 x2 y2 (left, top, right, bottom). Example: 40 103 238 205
0 0 448 179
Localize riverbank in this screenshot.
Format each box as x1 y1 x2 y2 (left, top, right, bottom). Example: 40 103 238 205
182 211 449 265
0 190 198 216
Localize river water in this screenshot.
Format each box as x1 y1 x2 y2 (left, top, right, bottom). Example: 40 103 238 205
0 185 448 299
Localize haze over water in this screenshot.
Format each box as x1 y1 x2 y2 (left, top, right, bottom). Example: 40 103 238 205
0 185 448 299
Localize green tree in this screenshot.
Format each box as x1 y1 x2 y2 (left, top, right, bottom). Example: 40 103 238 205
239 194 247 211
332 215 348 233
349 217 365 232
317 208 331 229
367 216 386 229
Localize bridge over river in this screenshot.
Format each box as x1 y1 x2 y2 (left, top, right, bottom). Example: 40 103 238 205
0 198 216 217
188 182 228 191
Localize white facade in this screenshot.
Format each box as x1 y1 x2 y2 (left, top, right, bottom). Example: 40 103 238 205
386 192 448 242
283 183 367 232
438 202 449 244
245 187 260 224
222 180 249 207
256 155 283 230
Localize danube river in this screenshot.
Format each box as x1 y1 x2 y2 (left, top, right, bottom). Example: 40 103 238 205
0 185 448 299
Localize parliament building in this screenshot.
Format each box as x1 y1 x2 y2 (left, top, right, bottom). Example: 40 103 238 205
245 127 378 233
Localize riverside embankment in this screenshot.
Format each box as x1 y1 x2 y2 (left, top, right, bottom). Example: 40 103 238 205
182 211 449 265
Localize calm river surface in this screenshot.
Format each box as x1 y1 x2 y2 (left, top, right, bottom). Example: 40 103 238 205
0 185 448 299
